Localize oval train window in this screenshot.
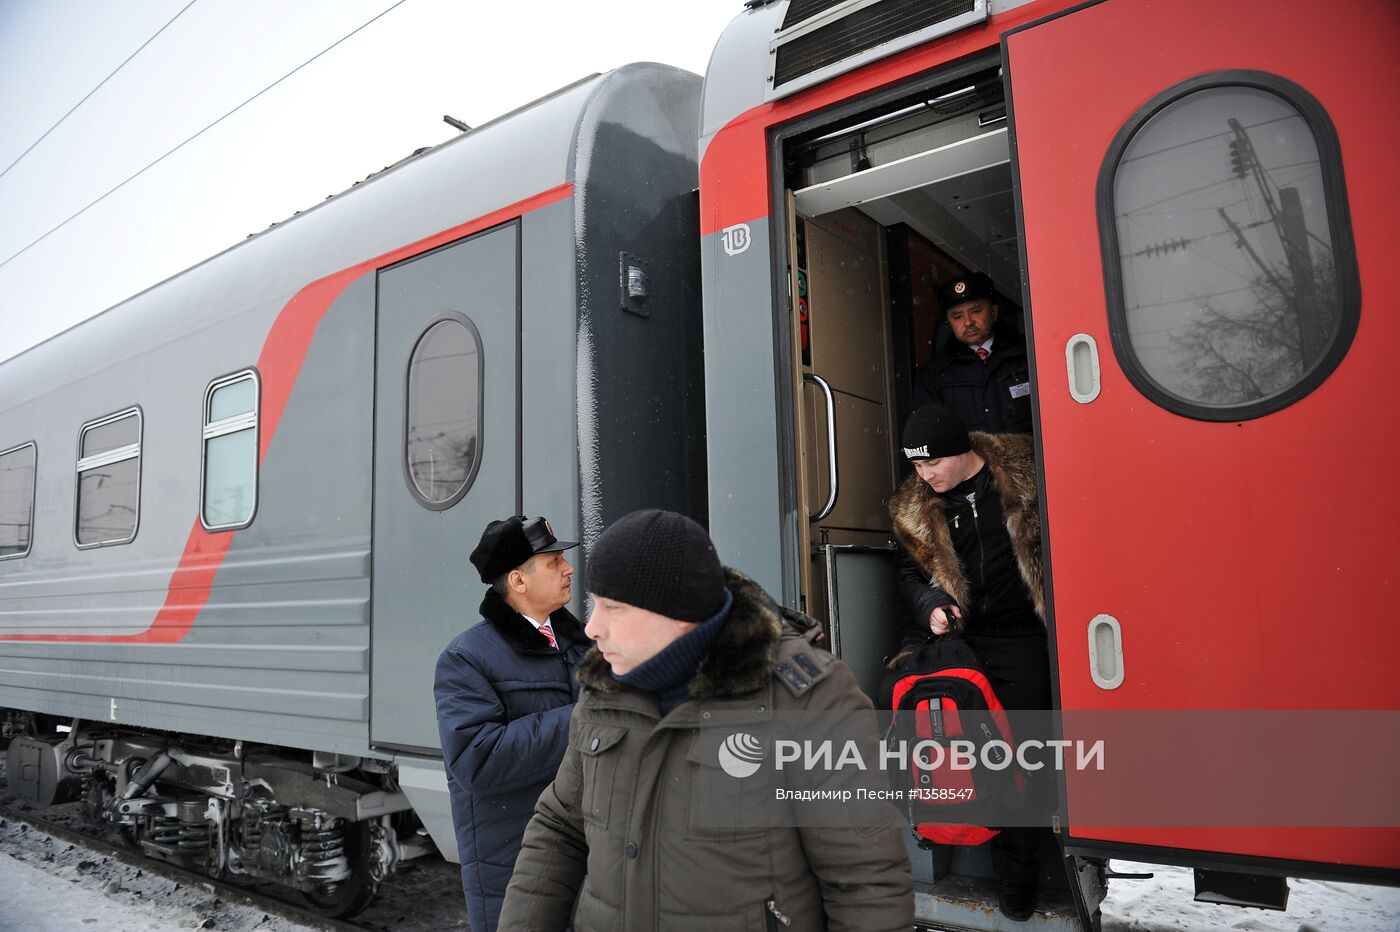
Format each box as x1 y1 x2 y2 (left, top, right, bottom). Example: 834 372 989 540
1100 72 1358 421
405 316 483 509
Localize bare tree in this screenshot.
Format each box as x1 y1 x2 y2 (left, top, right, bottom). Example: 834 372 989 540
1169 253 1336 406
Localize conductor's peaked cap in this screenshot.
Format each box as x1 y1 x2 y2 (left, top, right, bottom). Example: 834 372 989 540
937 272 995 312
470 515 576 583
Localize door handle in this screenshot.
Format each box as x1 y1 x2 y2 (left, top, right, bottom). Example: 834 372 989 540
1065 333 1102 403
804 372 838 522
1087 614 1124 689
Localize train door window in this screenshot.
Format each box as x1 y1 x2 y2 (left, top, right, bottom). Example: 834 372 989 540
1100 73 1358 421
201 369 260 530
75 407 142 548
0 441 37 560
404 314 482 509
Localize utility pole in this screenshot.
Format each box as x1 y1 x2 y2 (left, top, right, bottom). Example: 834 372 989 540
1225 119 1324 367
1278 186 1323 367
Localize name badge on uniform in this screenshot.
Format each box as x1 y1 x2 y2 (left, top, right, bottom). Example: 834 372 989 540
1009 381 1031 399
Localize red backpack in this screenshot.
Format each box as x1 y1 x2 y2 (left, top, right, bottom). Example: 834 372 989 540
879 634 1027 845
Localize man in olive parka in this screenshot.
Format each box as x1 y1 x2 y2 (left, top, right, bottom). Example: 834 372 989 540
499 509 913 931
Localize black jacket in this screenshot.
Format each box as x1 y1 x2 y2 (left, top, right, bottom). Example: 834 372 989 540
889 433 1045 640
912 327 1033 433
894 466 1040 638
433 589 590 932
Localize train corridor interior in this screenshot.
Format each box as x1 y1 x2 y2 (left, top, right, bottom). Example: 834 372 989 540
779 66 1029 699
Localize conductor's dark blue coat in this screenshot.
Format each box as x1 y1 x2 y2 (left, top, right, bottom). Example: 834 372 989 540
913 327 1034 434
433 588 588 932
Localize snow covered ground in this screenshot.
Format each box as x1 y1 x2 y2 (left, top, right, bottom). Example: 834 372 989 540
1 816 1396 931
0 831 315 932
1100 861 1400 932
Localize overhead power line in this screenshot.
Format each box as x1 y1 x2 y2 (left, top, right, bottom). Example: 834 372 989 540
0 0 202 183
0 0 411 274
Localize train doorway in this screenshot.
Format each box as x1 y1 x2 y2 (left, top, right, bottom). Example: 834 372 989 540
776 61 1096 928
780 64 1022 699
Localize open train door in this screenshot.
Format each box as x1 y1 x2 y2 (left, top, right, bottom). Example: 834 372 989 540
1006 0 1398 883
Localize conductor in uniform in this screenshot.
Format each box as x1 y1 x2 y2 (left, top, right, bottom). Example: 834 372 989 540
912 271 1034 433
434 515 589 932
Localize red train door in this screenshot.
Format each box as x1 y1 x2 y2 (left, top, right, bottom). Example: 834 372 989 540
1006 0 1399 871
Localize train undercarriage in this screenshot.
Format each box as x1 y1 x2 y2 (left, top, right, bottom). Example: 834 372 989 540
2 711 429 917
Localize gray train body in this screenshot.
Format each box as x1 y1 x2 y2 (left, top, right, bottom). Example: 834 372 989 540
0 63 704 907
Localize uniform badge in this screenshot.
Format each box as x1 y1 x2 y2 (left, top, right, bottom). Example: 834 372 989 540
954 281 967 294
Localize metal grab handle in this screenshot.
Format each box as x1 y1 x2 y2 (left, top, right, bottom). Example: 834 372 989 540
804 372 838 522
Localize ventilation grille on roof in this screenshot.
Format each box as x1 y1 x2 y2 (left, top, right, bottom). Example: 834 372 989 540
782 0 850 29
770 0 983 100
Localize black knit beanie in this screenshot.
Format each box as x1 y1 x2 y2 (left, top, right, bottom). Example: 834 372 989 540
901 404 971 461
586 509 727 623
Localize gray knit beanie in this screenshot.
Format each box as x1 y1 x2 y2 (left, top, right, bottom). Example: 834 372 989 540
586 509 726 623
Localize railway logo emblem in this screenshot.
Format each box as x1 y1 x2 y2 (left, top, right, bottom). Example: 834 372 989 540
954 280 967 294
721 223 752 256
718 732 765 778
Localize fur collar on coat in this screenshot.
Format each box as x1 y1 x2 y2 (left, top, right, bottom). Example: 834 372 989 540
576 568 810 699
479 587 587 654
889 431 1045 622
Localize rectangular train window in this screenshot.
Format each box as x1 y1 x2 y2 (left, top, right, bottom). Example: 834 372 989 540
201 369 259 530
75 408 142 548
0 442 37 560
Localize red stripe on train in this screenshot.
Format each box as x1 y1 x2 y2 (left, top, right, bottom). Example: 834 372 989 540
1 182 574 643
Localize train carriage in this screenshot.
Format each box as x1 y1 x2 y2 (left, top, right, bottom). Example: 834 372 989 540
698 0 1398 927
2 0 1398 927
0 62 705 913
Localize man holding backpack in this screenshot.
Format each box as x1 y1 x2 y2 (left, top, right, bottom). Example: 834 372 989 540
888 403 1051 922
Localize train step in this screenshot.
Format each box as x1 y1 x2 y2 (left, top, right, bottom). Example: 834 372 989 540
915 875 1092 932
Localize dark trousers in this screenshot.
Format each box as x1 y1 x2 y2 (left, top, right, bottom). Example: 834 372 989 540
965 631 1052 887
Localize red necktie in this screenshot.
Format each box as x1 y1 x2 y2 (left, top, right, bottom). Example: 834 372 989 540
539 620 558 649
976 346 990 361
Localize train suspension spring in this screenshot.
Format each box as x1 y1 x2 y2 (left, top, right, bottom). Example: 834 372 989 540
298 815 351 885
177 823 209 852
300 819 345 863
150 816 183 846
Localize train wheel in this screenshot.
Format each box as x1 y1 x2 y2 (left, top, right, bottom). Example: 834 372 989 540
298 819 378 918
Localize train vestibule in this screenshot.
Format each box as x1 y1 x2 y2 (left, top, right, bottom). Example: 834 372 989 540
781 61 1024 695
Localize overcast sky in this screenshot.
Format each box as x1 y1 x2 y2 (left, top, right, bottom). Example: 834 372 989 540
0 0 740 362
